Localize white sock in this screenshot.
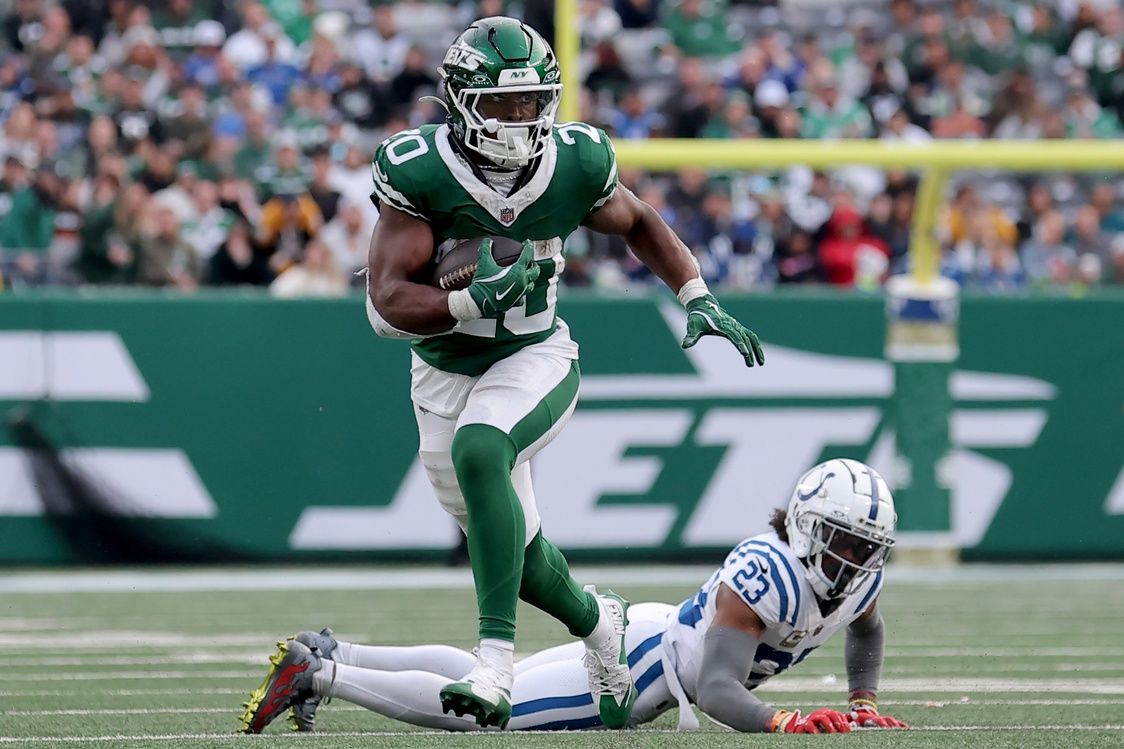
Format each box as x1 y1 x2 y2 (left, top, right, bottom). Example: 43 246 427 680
312 659 336 697
335 642 476 678
330 662 479 731
477 638 515 678
581 595 614 649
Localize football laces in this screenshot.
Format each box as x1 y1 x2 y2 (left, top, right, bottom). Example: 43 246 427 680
439 263 478 290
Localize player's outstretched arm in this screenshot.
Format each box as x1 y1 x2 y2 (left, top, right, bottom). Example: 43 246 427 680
845 602 909 729
584 187 765 367
695 585 850 733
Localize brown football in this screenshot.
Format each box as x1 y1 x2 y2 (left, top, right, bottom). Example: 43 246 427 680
432 236 526 291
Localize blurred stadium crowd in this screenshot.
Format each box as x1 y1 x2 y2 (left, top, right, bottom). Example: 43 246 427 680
0 0 1121 295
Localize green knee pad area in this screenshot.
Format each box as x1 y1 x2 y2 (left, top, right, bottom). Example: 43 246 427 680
451 424 597 642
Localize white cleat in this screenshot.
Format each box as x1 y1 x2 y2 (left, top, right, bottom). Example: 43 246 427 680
582 585 637 729
439 646 513 728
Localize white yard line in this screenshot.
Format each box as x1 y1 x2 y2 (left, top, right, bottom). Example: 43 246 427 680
7 672 1124 694
4 692 1124 706
10 647 1124 667
8 645 1124 662
912 725 1124 731
880 699 1124 706
0 689 247 697
6 671 259 681
7 655 266 667
757 678 1124 694
4 709 237 716
0 632 289 649
7 699 1124 717
883 663 1124 673
3 564 1124 594
886 647 1124 657
0 735 410 744
2 733 634 743
2 726 1124 742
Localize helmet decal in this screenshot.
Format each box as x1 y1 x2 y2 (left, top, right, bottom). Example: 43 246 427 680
443 42 489 71
498 68 541 85
795 471 834 502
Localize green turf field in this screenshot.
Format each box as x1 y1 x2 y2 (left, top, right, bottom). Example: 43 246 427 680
2 565 1123 748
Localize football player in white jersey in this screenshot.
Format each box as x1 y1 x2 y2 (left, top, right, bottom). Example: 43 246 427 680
240 458 910 733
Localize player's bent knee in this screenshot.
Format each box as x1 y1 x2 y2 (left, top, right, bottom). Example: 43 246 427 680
451 424 517 482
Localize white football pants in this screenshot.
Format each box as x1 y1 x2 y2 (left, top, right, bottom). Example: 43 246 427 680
410 324 580 546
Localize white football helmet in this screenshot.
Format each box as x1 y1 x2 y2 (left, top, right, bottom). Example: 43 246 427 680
785 458 896 601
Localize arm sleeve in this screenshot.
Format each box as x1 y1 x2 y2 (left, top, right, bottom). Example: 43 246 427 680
845 611 884 694
695 625 777 733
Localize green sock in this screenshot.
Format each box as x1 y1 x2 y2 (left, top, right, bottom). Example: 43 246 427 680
520 531 599 639
451 424 524 643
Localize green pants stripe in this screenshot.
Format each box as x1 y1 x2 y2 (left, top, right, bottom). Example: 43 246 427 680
451 361 596 642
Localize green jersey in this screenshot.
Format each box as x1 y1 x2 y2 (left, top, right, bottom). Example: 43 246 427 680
371 122 618 376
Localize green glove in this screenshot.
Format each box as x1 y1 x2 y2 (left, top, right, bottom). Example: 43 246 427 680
467 239 540 318
682 293 765 367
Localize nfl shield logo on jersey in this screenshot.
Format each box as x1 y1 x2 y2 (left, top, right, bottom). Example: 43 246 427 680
500 207 515 225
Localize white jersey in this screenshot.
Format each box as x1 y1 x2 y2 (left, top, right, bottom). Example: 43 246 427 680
662 531 882 703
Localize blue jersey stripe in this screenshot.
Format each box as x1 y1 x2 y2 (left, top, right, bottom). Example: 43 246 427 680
677 597 700 627
854 569 883 615
627 632 663 668
525 714 604 731
512 692 593 717
746 537 800 625
677 587 709 628
635 659 665 694
746 541 802 626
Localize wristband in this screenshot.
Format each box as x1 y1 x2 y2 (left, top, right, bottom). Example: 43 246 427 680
770 709 796 733
677 277 710 306
448 288 483 322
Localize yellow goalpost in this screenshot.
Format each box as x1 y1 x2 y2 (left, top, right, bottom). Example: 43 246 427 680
609 140 1124 284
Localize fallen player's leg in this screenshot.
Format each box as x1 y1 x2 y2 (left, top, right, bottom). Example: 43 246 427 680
278 603 675 732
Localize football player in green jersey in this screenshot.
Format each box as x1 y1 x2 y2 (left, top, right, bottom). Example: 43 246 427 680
362 16 764 732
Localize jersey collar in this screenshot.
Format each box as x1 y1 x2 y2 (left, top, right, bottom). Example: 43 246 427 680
434 123 558 227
